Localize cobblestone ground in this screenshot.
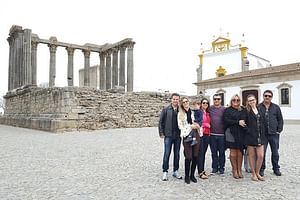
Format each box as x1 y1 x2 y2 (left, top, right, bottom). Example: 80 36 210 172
0 124 299 200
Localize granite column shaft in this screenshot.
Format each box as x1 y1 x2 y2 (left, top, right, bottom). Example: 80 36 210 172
112 48 119 88
119 46 126 89
7 37 13 90
23 29 32 85
126 42 135 92
99 52 106 90
67 47 75 86
83 50 91 87
105 50 112 90
48 44 57 87
31 41 38 85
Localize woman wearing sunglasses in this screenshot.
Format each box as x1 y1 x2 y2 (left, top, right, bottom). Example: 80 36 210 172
197 98 211 179
177 97 201 184
223 94 246 179
244 94 266 181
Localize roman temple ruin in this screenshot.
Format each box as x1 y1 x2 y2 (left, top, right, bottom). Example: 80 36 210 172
0 25 171 132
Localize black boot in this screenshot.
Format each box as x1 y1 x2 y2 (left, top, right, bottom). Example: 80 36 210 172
184 176 190 184
185 159 191 184
190 158 197 183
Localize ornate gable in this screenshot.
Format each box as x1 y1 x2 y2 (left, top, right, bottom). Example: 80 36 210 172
212 37 231 52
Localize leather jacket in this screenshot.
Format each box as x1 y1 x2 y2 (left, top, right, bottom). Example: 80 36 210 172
158 104 180 137
258 102 283 134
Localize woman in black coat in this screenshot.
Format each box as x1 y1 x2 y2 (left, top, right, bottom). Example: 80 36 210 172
244 94 267 181
223 94 246 179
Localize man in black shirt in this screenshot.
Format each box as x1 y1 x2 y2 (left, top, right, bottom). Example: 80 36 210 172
159 93 182 181
258 90 284 176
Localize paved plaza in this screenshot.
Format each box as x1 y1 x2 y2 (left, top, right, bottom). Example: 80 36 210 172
0 124 299 200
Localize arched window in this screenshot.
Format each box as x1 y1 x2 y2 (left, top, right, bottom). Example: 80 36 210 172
277 83 292 107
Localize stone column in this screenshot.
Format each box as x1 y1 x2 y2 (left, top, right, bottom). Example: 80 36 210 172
9 25 22 89
66 47 75 86
99 52 106 90
105 50 112 90
23 29 32 85
126 42 135 92
7 37 13 91
12 34 18 89
112 48 119 88
31 39 38 85
83 49 91 87
16 32 22 88
119 45 126 89
48 42 57 87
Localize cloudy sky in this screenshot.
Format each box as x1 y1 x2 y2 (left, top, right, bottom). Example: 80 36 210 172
0 0 299 96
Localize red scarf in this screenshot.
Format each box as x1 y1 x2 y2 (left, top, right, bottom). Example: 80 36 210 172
202 111 211 135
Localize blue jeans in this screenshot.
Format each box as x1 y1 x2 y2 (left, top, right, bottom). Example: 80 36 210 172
197 135 210 173
261 134 280 171
210 135 225 171
162 136 181 172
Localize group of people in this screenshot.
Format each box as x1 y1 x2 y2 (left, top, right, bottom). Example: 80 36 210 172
158 90 283 184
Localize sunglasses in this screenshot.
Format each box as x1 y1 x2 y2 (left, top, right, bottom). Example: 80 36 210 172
213 98 221 100
232 99 240 102
202 102 208 104
264 95 272 98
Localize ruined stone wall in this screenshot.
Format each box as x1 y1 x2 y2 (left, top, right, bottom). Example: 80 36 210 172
0 86 175 132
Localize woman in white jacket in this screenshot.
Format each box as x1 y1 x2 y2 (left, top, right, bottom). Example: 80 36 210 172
178 97 201 184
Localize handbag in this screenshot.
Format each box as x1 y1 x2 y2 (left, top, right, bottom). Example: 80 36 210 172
184 131 194 142
225 127 235 142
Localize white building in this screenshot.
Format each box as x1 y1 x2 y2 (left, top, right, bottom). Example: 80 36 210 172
194 35 300 123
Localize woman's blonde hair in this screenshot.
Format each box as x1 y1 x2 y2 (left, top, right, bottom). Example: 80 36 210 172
246 94 256 112
178 97 189 121
229 94 242 111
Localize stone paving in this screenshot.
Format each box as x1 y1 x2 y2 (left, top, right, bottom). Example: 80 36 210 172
0 124 299 200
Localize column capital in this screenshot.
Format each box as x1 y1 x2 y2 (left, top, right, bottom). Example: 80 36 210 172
66 47 75 56
112 47 119 53
31 34 39 50
31 41 39 50
125 41 135 49
48 36 58 53
82 49 91 57
7 37 13 45
99 52 106 59
119 45 127 52
48 44 57 53
106 49 113 55
9 25 22 39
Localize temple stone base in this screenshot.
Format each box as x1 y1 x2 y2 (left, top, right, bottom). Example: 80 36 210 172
0 87 172 132
0 115 76 132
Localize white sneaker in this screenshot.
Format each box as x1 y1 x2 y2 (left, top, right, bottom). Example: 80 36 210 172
172 170 182 179
162 172 168 181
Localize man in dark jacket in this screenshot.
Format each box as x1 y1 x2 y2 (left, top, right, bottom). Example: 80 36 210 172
159 93 182 181
258 90 284 176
